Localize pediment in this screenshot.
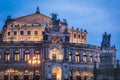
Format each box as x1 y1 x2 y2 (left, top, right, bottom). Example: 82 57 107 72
13 13 51 24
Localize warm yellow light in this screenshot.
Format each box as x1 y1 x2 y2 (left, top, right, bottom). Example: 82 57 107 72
49 48 63 60
32 61 35 65
33 56 36 60
38 60 40 64
52 67 62 80
28 56 40 66
28 60 31 64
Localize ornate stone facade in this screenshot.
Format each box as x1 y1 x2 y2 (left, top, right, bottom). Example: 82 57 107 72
0 8 116 80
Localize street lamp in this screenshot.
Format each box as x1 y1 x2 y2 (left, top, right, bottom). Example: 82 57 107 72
28 56 40 80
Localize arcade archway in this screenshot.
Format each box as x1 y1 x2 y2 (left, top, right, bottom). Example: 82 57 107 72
52 67 62 80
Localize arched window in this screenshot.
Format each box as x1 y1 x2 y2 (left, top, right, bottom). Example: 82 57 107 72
34 50 40 59
76 52 80 62
24 50 30 61
49 48 63 60
90 53 93 63
76 76 81 80
83 52 87 63
76 71 81 80
69 52 72 62
5 50 10 61
14 50 20 61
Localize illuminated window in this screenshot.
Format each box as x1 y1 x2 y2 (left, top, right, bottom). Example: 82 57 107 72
5 52 10 61
49 48 63 60
14 70 18 73
8 32 11 36
52 54 56 60
20 31 24 35
24 50 30 61
14 51 20 61
25 70 29 73
34 50 40 59
90 53 93 63
27 31 31 35
76 52 80 62
34 31 38 35
69 52 72 62
14 31 17 36
76 71 81 80
83 52 87 63
14 53 20 61
24 53 30 61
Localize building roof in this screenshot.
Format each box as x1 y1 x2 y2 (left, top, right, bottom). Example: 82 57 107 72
13 13 51 23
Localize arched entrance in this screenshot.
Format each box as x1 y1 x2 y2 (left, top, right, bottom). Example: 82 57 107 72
52 67 62 80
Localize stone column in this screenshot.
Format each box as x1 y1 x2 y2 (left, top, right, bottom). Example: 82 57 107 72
40 48 43 60
86 51 90 63
44 47 46 60
97 53 100 63
72 50 76 62
80 51 84 63
66 48 69 61
10 47 13 61
63 46 66 61
93 52 96 62
20 47 24 61
46 46 49 60
1 49 4 61
64 46 69 61
42 47 45 59
94 52 98 63
31 48 34 56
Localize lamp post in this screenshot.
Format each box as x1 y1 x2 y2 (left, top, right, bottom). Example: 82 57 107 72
28 56 40 80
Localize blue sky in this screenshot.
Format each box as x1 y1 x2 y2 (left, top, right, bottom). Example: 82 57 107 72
0 0 120 59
